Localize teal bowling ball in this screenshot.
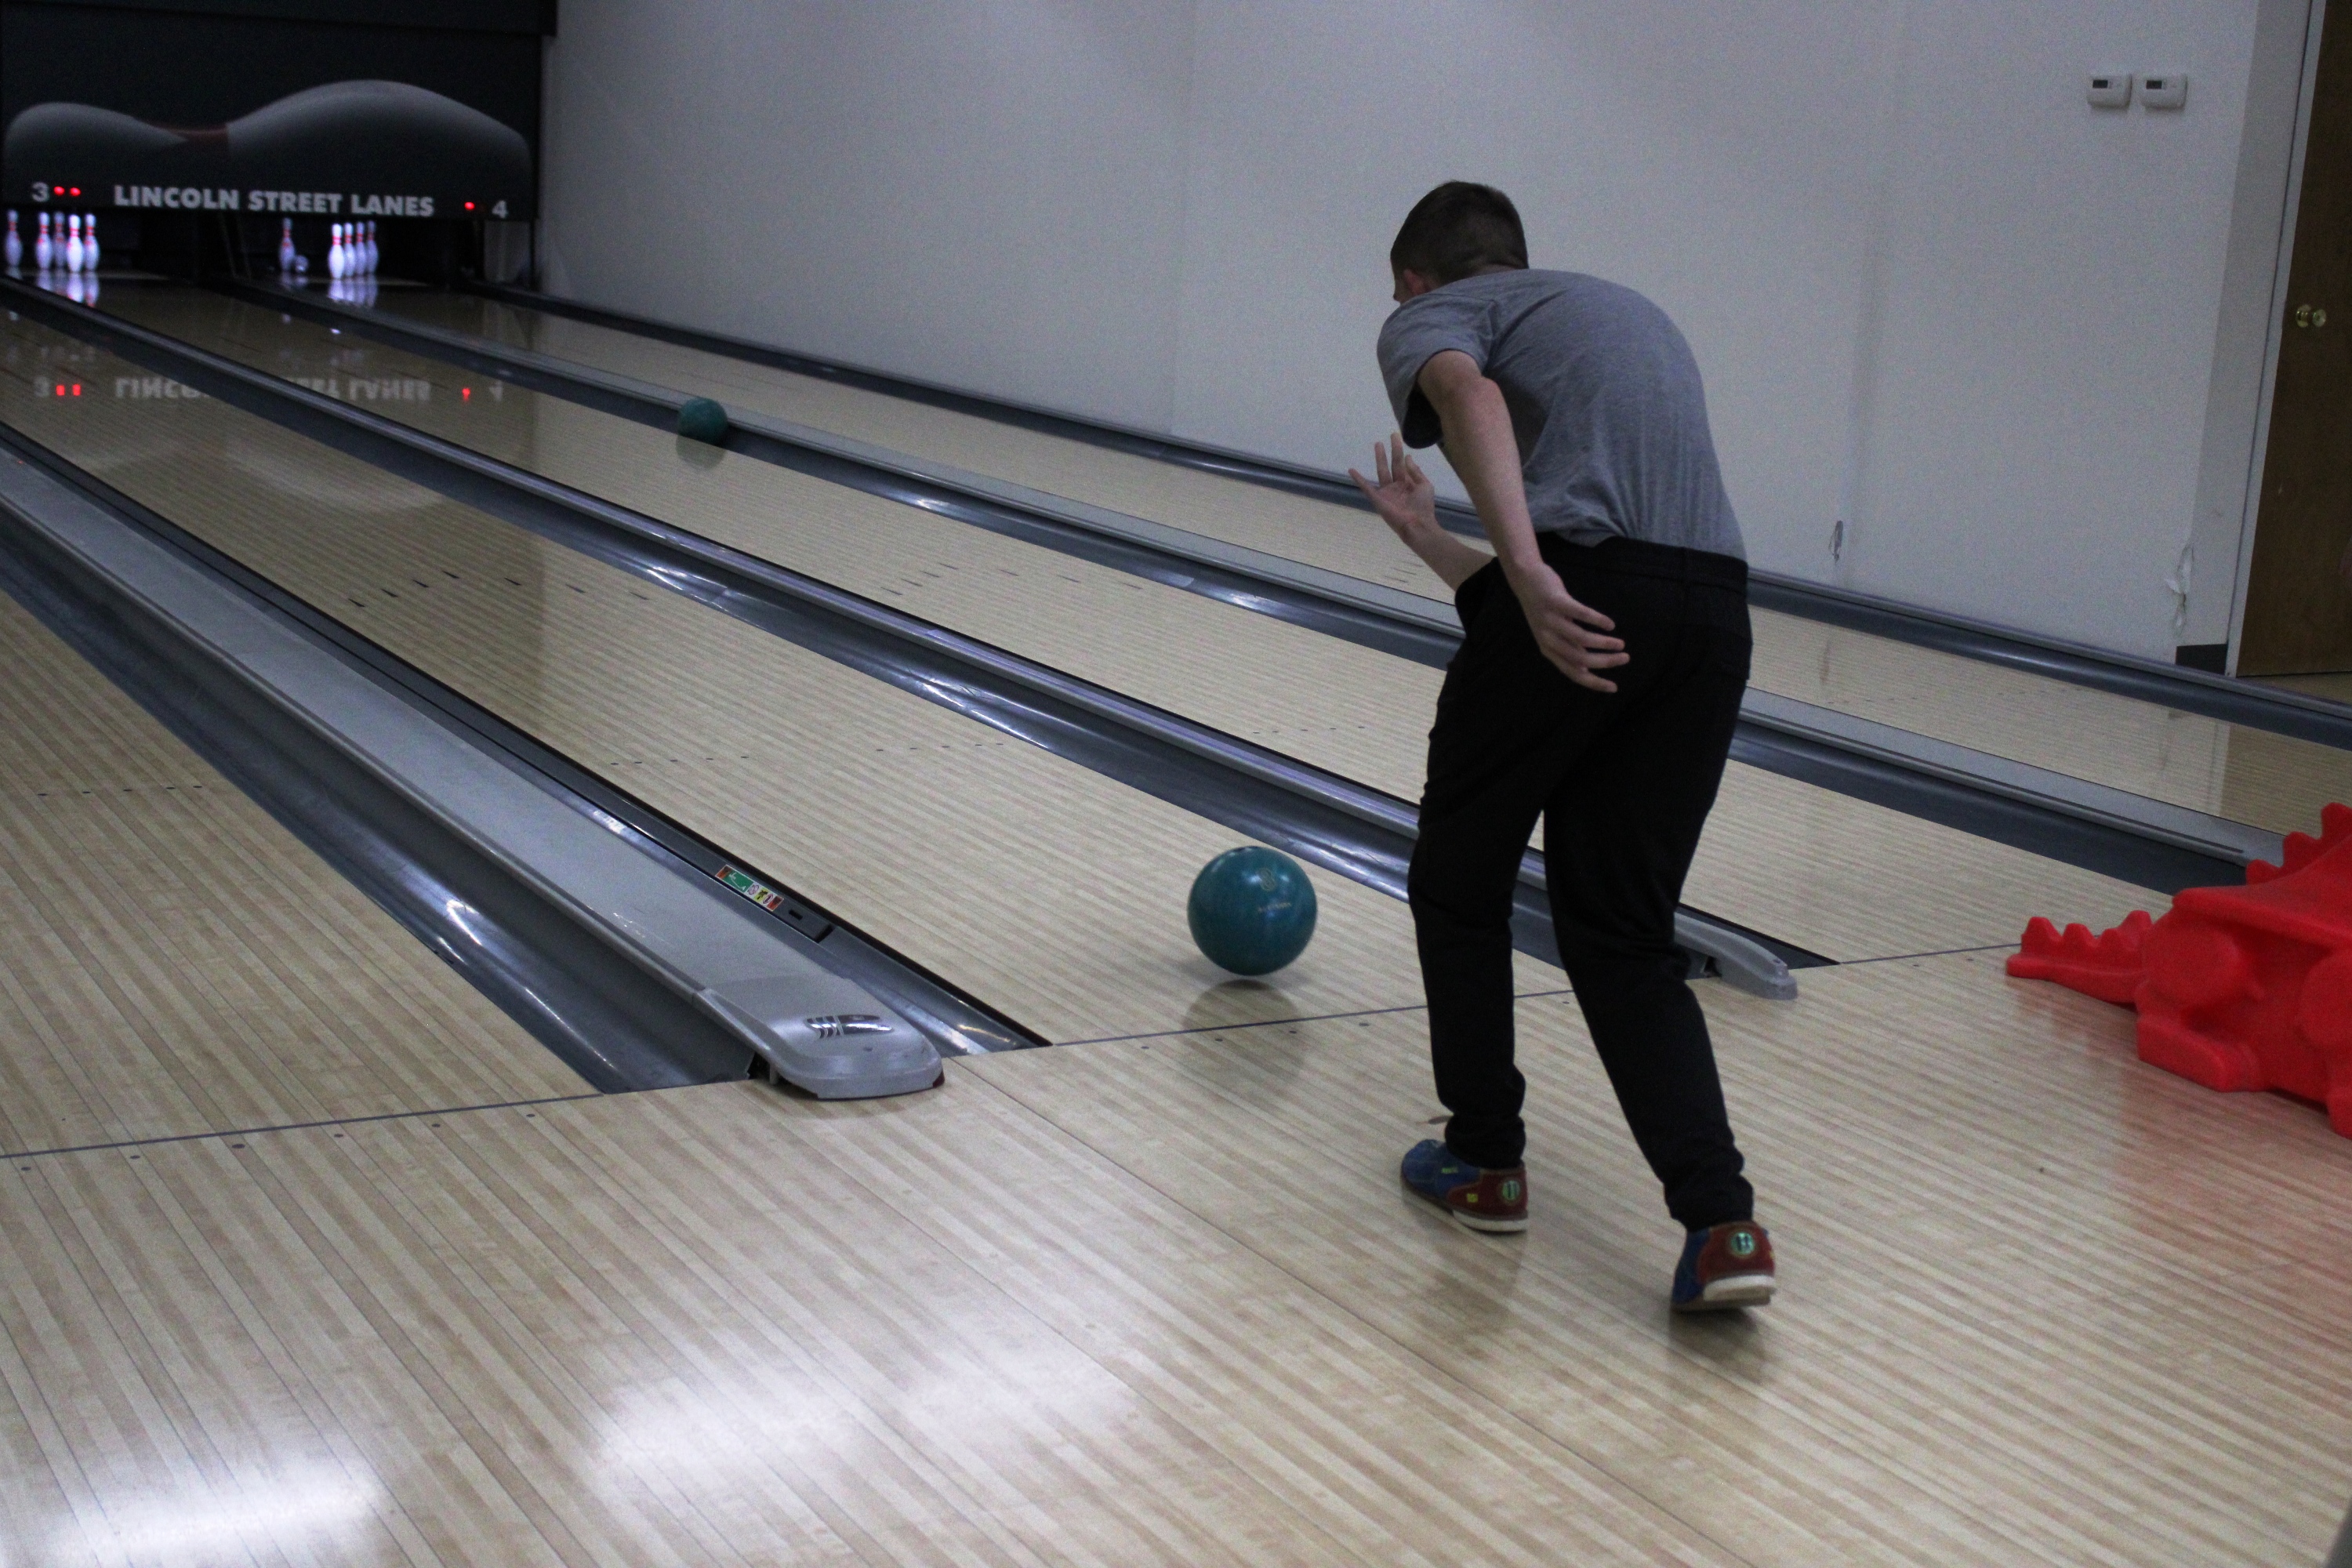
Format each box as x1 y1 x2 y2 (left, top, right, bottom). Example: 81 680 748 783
676 396 730 445
1188 847 1318 975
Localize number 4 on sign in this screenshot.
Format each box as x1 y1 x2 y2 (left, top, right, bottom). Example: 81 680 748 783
492 201 508 218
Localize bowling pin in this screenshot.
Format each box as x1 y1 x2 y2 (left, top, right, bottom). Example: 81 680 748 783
63 215 82 274
3 211 19 270
33 212 53 270
278 218 296 274
80 215 97 274
328 223 346 278
365 220 379 274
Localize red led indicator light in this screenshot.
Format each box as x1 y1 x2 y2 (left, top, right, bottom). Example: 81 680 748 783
71 384 82 396
461 387 471 400
463 201 476 211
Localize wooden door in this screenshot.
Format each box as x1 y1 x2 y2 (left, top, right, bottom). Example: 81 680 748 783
2241 3 2352 675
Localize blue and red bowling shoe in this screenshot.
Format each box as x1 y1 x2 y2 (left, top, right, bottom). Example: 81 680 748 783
1399 1139 1528 1233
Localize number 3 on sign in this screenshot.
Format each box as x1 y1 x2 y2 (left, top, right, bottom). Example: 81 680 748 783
492 201 509 218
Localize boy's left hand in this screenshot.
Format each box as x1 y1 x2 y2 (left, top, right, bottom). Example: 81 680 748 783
1349 432 1439 543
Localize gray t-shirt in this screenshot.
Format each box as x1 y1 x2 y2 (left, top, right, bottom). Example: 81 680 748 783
1377 269 1744 559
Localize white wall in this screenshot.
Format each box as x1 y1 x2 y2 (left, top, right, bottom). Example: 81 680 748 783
539 2 1196 429
539 0 2309 661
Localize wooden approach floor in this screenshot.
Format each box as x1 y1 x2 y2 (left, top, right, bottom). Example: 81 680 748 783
88 293 2158 967
372 289 2352 837
3 954 2346 1566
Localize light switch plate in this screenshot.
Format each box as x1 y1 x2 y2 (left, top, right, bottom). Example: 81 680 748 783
2140 71 2187 110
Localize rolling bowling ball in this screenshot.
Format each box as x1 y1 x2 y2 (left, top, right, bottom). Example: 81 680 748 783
1189 847 1318 975
676 396 730 445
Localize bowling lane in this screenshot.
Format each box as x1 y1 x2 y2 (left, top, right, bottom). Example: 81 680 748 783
373 288 2352 838
108 284 2158 962
0 552 584 1155
1 310 1552 1044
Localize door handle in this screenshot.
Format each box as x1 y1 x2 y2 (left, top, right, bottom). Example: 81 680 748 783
2296 303 2328 328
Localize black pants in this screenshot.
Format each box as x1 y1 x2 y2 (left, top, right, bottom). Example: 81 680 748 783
1410 534 1754 1229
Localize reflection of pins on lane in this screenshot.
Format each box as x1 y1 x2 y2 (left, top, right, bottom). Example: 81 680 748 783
278 218 296 274
4 211 19 270
34 212 53 270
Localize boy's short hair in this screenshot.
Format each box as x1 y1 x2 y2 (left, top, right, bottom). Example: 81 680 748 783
1390 182 1528 285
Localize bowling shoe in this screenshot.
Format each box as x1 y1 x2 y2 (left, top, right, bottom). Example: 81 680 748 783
1671 1219 1776 1312
1399 1139 1528 1233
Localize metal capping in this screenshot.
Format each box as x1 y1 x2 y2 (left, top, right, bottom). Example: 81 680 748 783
0 437 941 1098
260 278 2261 894
470 278 2352 754
18 279 1815 997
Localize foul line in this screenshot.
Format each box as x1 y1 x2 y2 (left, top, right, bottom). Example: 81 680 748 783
1 1089 618 1164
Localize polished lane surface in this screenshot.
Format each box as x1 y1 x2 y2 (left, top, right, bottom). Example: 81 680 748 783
102 286 2160 963
1 310 1552 1046
1 307 2339 1568
373 288 2352 837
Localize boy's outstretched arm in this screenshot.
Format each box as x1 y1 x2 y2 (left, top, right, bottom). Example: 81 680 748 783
1416 350 1629 691
1350 432 1490 590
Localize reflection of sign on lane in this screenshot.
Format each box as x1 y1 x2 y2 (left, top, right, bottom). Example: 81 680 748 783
23 376 201 399
5 80 531 216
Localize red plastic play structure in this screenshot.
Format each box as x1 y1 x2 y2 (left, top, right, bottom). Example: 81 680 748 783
2008 802 2352 1136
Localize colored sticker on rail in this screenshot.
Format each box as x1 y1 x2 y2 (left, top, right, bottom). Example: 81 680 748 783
717 864 787 913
